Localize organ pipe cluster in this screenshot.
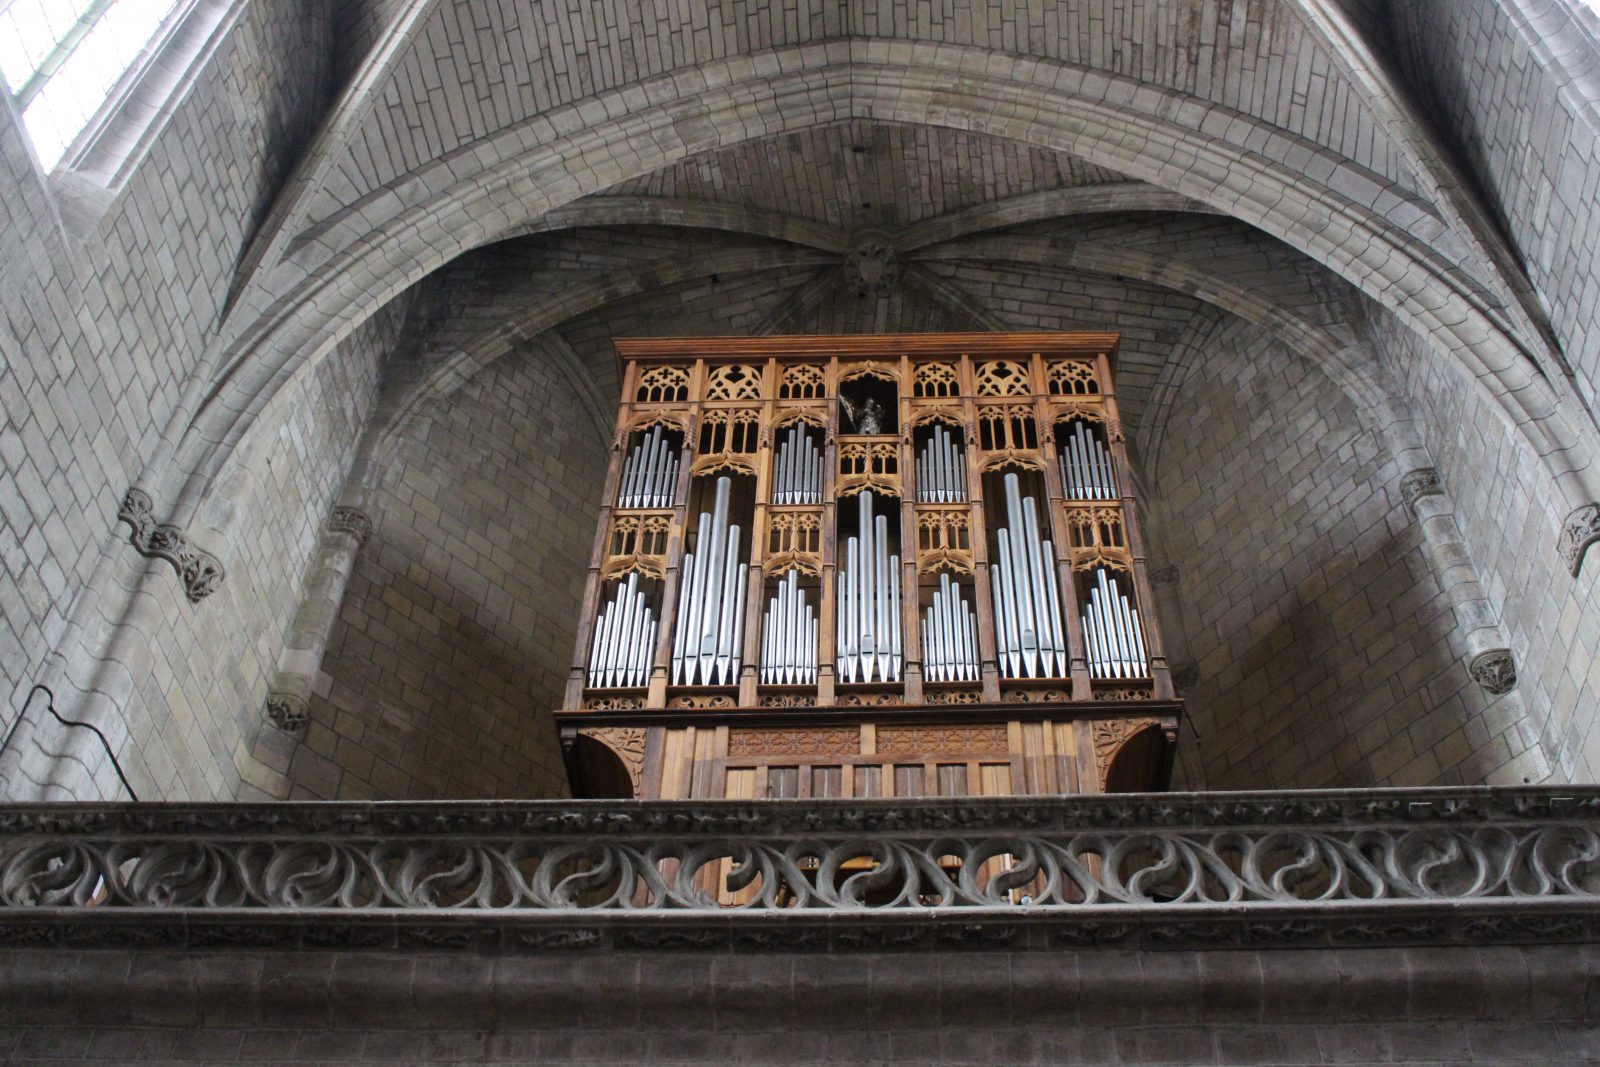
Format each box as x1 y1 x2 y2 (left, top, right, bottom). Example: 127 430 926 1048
989 473 1068 679
671 477 747 686
836 491 902 683
1059 421 1117 500
772 425 823 504
618 425 679 508
916 425 968 503
760 569 817 684
588 572 657 687
922 572 979 682
1082 568 1148 679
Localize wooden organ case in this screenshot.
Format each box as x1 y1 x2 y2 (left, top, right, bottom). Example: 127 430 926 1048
557 334 1181 801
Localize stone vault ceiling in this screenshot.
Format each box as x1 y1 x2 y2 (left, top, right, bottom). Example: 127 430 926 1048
599 120 1127 229
186 0 1590 568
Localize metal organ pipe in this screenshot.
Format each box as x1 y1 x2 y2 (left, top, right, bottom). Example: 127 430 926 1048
619 426 679 508
916 425 967 503
1081 568 1148 679
761 568 817 684
1059 422 1117 501
989 472 1068 679
922 572 979 682
835 491 902 683
587 571 657 688
670 477 748 686
774 425 821 505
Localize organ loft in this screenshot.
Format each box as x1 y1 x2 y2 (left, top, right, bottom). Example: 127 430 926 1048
558 333 1182 801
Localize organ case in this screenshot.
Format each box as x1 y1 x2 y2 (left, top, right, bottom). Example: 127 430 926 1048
558 334 1181 800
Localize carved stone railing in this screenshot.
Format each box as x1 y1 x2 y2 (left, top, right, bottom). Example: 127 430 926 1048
1 787 1597 951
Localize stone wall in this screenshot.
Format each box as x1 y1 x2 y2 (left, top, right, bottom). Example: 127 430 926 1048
1373 312 1595 785
1148 315 1506 789
0 0 333 799
0 944 1590 1065
275 341 609 800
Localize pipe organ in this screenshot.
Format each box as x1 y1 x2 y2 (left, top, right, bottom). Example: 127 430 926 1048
558 334 1181 803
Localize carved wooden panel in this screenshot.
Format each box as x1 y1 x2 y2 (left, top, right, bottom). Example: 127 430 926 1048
728 727 858 757
668 694 736 709
838 440 901 497
1062 505 1131 572
704 363 764 400
974 360 1031 396
1047 360 1100 396
877 724 1008 756
916 509 974 574
1092 717 1161 783
582 727 647 796
602 513 671 579
765 511 822 576
977 404 1043 470
778 364 825 399
913 362 960 398
636 365 691 403
692 408 761 475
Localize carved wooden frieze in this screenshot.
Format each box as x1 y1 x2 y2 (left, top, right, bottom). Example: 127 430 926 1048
877 724 1007 756
728 727 857 757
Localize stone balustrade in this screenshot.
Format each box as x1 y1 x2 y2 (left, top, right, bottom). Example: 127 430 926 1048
0 786 1596 953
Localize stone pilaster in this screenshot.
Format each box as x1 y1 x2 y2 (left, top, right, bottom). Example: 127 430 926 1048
262 506 373 734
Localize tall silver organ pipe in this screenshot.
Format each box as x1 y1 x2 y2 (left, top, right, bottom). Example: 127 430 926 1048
760 568 817 684
1081 567 1148 679
989 472 1068 678
915 424 968 503
587 571 657 687
835 490 902 683
618 425 679 508
773 425 823 505
921 572 979 682
1058 421 1117 500
671 477 747 686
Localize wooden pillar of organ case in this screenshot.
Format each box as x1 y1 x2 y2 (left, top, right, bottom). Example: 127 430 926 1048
556 334 1183 805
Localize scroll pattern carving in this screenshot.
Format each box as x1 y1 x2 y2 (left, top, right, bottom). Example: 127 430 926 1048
4 790 1595 947
583 728 646 796
583 696 644 711
119 489 224 602
926 689 982 705
667 694 735 710
758 694 816 708
839 691 900 706
1092 717 1162 782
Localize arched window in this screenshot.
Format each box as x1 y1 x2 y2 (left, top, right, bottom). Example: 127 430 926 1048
1 1 194 172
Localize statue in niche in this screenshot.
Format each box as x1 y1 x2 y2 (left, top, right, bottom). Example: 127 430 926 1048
839 394 887 435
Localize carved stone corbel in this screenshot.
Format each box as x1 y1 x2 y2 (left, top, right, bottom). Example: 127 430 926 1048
263 692 309 734
1559 503 1600 576
1468 649 1517 696
1399 467 1444 512
118 489 224 602
326 506 373 544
